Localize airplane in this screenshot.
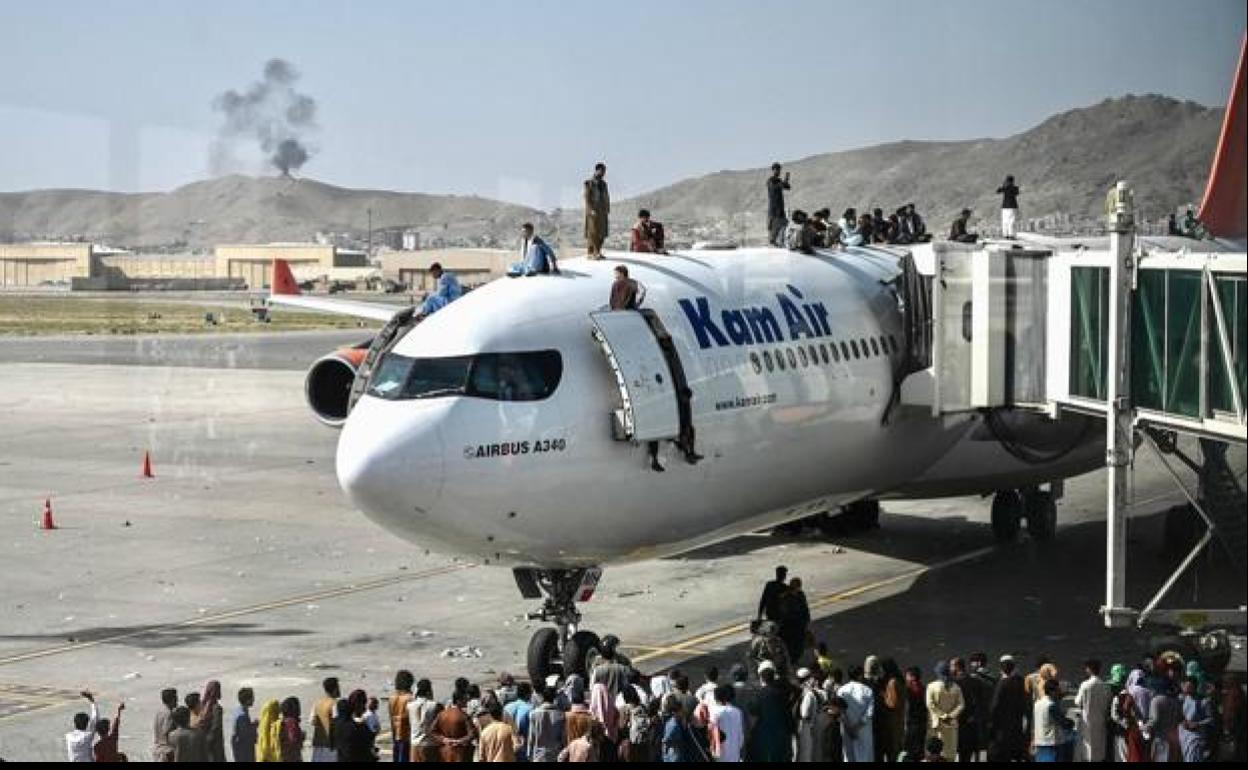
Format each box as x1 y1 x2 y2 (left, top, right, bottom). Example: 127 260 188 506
268 246 1106 683
268 35 1246 685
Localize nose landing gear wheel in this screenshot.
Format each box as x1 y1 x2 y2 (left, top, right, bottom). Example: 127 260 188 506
517 567 606 685
564 630 602 680
527 628 561 686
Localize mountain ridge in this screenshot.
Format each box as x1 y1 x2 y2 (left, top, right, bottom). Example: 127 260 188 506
0 94 1223 248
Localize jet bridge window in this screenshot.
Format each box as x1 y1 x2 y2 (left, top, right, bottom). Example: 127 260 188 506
366 351 562 402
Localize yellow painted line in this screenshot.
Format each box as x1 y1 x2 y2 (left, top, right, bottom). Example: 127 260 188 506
0 701 67 724
0 563 474 668
0 691 75 706
622 644 714 657
632 545 997 666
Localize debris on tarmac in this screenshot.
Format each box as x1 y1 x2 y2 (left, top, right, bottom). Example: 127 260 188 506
440 646 483 659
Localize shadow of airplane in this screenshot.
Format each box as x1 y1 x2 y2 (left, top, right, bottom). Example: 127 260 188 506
639 511 1242 687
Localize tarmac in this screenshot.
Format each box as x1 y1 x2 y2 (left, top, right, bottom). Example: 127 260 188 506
0 331 1241 761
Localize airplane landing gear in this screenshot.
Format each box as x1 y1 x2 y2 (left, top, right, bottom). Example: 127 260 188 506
514 567 605 685
991 485 1058 543
991 489 1023 542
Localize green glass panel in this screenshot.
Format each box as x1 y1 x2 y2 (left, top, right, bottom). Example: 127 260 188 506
1070 267 1108 399
1132 270 1166 411
1210 276 1246 414
1165 271 1202 418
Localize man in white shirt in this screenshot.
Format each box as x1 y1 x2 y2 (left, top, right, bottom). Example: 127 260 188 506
838 666 876 762
1075 659 1113 762
796 669 824 762
65 691 99 762
694 666 720 706
709 684 745 762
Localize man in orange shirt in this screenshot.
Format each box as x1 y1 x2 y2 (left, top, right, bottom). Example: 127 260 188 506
477 702 518 762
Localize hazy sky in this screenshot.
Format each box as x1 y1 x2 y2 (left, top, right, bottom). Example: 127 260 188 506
1 0 1243 208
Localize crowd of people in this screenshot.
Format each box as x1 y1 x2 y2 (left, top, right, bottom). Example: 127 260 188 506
510 160 1021 278
769 164 1028 254
58 567 1245 763
420 161 1032 317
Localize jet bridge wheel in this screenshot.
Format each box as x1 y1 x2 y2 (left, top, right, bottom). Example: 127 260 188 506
991 490 1023 543
1024 488 1057 542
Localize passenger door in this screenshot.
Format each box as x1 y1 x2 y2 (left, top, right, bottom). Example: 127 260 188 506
589 311 681 442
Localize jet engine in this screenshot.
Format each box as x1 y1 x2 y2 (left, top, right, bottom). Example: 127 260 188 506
305 346 369 427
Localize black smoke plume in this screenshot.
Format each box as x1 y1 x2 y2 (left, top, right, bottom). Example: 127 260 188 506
213 59 317 177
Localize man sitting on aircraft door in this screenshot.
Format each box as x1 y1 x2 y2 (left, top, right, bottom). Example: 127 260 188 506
609 266 664 472
609 265 640 311
417 263 463 319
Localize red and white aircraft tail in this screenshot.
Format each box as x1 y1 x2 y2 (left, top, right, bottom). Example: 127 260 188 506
266 259 404 323
1198 32 1247 240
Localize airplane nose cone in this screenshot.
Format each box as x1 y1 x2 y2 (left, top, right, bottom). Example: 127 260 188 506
336 397 445 541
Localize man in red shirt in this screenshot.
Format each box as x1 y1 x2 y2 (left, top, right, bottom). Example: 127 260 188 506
630 209 667 254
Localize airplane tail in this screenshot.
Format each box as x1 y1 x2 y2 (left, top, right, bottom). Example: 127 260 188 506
1197 32 1247 240
271 259 301 296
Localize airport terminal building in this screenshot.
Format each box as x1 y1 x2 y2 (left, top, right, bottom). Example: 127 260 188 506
0 242 515 292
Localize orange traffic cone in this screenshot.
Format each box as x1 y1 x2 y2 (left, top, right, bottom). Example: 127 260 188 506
141 451 154 479
41 498 57 530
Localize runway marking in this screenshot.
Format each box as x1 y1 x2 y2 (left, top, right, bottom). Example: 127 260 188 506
0 684 85 722
0 563 475 668
629 544 997 667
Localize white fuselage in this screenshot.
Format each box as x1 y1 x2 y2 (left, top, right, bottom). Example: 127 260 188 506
335 246 1099 567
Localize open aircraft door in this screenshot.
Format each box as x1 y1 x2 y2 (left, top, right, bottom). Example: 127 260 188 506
589 311 681 442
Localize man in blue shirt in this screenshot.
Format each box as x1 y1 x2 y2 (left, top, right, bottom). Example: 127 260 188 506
502 682 534 761
512 222 559 276
418 262 463 317
230 688 257 763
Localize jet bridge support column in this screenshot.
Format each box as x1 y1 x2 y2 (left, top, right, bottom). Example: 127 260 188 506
1103 182 1136 628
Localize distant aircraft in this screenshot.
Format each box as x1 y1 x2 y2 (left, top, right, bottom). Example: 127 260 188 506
269 34 1246 683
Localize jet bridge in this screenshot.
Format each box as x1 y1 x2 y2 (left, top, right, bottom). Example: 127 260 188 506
900 183 1247 646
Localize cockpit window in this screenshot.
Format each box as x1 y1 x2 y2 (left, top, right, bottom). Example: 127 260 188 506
367 350 562 402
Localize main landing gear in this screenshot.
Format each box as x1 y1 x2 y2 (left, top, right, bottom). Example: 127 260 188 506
991 485 1058 543
514 567 606 686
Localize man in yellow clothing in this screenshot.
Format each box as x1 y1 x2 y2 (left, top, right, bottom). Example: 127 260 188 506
927 661 965 761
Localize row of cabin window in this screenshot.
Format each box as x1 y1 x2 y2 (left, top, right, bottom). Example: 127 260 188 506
748 333 900 375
